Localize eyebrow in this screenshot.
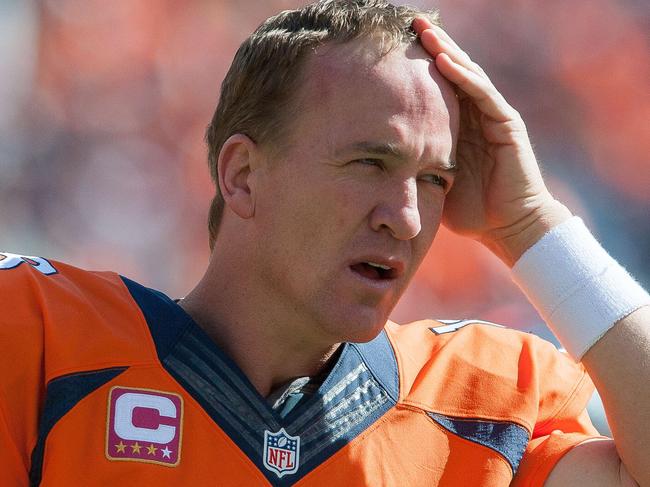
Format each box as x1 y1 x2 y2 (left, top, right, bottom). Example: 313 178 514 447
343 141 458 174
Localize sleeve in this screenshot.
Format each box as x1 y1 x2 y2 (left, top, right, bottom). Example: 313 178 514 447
0 261 48 486
0 400 29 487
511 335 607 487
512 414 607 486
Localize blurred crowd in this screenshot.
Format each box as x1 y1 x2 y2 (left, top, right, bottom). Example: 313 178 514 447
1 0 648 341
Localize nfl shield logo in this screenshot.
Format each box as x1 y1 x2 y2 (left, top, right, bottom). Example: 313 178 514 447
263 428 300 478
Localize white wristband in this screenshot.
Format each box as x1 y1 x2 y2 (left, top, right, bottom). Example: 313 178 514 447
511 216 650 361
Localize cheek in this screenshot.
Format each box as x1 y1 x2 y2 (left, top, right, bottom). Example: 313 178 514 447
271 187 346 250
420 190 445 225
414 193 445 252
332 190 363 226
302 173 369 223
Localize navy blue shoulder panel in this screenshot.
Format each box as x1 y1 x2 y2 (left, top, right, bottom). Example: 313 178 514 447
120 276 192 360
29 367 127 487
427 412 529 474
350 329 400 402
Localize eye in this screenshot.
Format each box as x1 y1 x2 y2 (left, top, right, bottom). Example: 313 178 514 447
354 158 384 168
419 173 448 190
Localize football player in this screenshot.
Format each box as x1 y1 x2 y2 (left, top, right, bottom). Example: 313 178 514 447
1 1 648 485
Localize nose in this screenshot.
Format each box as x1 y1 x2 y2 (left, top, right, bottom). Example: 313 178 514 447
369 178 422 240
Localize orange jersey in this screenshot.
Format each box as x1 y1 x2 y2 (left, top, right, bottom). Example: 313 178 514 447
0 253 601 486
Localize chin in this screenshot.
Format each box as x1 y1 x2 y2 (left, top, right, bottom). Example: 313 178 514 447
345 326 386 344
321 306 390 344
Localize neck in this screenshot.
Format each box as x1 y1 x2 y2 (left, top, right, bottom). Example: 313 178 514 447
179 253 341 398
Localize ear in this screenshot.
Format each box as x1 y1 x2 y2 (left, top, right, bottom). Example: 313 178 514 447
217 134 260 219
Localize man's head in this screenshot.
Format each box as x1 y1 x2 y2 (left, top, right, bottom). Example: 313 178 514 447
205 0 441 249
205 0 459 345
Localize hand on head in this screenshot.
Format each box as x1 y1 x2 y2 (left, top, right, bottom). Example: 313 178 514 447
412 17 570 265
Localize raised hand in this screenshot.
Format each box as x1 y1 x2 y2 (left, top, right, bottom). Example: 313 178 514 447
412 18 571 265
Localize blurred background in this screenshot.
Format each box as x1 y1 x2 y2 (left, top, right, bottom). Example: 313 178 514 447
1 0 648 431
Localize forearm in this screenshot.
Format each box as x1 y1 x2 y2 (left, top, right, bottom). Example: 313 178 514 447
498 209 650 485
581 306 650 486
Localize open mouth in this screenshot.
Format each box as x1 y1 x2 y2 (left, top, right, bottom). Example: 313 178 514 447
350 262 397 281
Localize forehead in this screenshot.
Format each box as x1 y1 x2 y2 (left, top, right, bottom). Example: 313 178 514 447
290 37 459 158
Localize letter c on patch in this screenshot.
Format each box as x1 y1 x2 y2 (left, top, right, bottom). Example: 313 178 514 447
114 392 177 444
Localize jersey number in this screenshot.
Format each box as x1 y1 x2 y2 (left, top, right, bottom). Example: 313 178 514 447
430 319 505 335
0 252 58 276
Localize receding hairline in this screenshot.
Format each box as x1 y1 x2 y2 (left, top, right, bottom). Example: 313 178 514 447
205 1 442 248
265 33 427 152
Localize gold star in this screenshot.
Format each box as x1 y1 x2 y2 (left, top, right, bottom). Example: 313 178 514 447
131 442 142 454
146 444 158 456
115 441 126 453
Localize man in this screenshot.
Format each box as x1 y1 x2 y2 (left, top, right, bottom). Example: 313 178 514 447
1 0 648 485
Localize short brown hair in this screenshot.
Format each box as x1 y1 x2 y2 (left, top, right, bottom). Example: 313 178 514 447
205 0 440 249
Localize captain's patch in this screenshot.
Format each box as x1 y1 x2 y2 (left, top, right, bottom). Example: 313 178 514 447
106 386 183 467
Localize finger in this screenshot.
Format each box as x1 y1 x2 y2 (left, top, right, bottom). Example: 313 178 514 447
419 30 473 69
413 19 466 61
435 53 516 123
413 20 517 124
480 116 529 145
428 25 463 52
412 16 435 35
420 29 485 78
413 20 461 51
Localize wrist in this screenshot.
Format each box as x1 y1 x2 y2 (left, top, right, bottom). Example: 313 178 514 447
481 200 573 267
511 216 650 360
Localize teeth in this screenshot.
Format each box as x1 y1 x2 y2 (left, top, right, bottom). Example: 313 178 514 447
366 262 391 270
